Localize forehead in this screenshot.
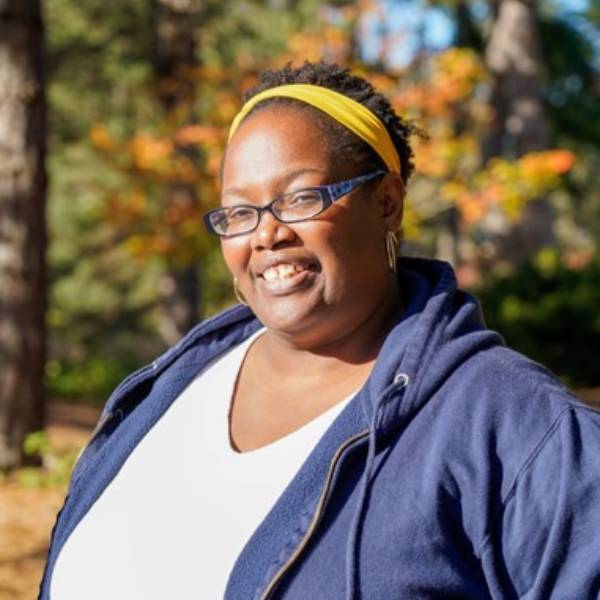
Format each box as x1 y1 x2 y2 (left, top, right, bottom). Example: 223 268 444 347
222 106 338 192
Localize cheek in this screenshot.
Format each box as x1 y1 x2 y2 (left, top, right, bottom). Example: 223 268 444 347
324 209 382 266
322 222 387 301
220 238 250 276
314 225 372 292
350 203 386 260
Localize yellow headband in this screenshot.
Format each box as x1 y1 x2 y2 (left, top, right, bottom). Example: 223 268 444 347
227 83 401 175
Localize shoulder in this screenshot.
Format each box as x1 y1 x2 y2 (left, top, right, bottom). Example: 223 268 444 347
152 304 258 372
417 346 600 568
99 304 260 416
439 343 594 436
426 343 600 504
464 352 600 594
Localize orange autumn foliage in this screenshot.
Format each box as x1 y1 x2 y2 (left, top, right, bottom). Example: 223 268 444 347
175 125 223 146
129 134 174 171
89 124 116 152
442 149 577 226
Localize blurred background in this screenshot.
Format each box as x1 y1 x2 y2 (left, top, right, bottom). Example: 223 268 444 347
0 0 599 597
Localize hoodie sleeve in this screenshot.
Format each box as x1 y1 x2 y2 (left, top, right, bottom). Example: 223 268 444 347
478 403 600 599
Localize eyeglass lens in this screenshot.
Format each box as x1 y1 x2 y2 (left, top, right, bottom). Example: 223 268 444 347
211 189 325 236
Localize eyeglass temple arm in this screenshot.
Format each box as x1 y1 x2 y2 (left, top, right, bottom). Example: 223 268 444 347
325 170 386 202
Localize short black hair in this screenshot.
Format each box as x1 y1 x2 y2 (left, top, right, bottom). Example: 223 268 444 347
240 61 418 185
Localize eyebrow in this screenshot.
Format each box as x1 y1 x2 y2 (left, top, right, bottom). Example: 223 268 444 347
221 167 328 202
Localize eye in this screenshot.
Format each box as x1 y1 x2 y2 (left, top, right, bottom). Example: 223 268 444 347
211 212 227 229
210 205 258 235
226 206 256 223
289 190 321 206
274 189 324 221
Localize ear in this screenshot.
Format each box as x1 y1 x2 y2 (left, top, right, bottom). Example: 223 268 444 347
378 173 405 231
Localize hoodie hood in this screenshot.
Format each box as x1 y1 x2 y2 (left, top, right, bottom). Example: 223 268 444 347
341 257 504 600
361 257 503 437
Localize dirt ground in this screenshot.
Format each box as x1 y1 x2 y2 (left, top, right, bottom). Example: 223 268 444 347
0 403 99 600
2 391 599 600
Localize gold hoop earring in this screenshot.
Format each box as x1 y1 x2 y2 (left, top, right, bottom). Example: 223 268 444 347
233 278 248 306
385 230 399 273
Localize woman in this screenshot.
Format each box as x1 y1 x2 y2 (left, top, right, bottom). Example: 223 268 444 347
41 62 600 599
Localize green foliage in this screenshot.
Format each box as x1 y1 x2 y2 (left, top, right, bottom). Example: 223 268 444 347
46 0 155 143
47 144 166 401
540 14 600 147
476 250 600 387
19 431 80 488
46 357 144 403
23 431 51 457
46 0 171 401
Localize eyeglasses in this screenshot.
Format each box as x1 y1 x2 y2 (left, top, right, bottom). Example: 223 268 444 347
203 170 386 238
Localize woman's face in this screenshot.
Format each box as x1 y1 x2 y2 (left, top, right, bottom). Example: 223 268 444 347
220 106 403 348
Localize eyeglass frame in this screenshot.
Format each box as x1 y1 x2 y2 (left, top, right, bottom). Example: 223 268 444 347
203 169 387 238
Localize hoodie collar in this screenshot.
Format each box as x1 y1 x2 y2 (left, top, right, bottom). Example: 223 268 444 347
362 257 503 439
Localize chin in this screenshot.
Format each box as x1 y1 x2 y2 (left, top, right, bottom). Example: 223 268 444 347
259 304 315 333
252 295 324 340
248 274 325 329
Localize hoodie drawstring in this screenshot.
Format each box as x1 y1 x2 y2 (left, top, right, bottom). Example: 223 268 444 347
345 373 410 600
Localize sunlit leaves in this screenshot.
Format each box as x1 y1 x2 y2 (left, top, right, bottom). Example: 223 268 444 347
441 149 577 226
381 48 576 237
393 48 488 119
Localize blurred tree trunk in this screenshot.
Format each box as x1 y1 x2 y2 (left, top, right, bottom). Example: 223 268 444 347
438 1 481 266
454 1 483 51
0 0 46 468
153 0 201 345
483 0 553 262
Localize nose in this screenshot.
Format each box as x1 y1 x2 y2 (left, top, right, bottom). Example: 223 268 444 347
249 210 296 250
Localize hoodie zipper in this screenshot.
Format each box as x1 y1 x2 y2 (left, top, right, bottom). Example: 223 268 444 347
259 429 370 600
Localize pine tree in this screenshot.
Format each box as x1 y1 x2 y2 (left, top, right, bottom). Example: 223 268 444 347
0 0 47 468
152 0 202 344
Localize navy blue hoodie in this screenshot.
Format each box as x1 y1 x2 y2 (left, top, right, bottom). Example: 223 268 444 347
40 258 600 599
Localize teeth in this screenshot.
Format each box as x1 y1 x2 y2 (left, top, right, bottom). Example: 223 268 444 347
262 263 307 281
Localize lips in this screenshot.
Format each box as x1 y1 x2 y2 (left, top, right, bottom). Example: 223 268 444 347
255 254 319 279
254 257 319 295
262 263 311 282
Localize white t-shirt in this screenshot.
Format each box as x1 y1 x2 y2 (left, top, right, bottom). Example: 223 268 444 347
51 328 355 600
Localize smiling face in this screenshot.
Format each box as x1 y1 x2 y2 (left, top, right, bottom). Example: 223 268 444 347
220 105 404 349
